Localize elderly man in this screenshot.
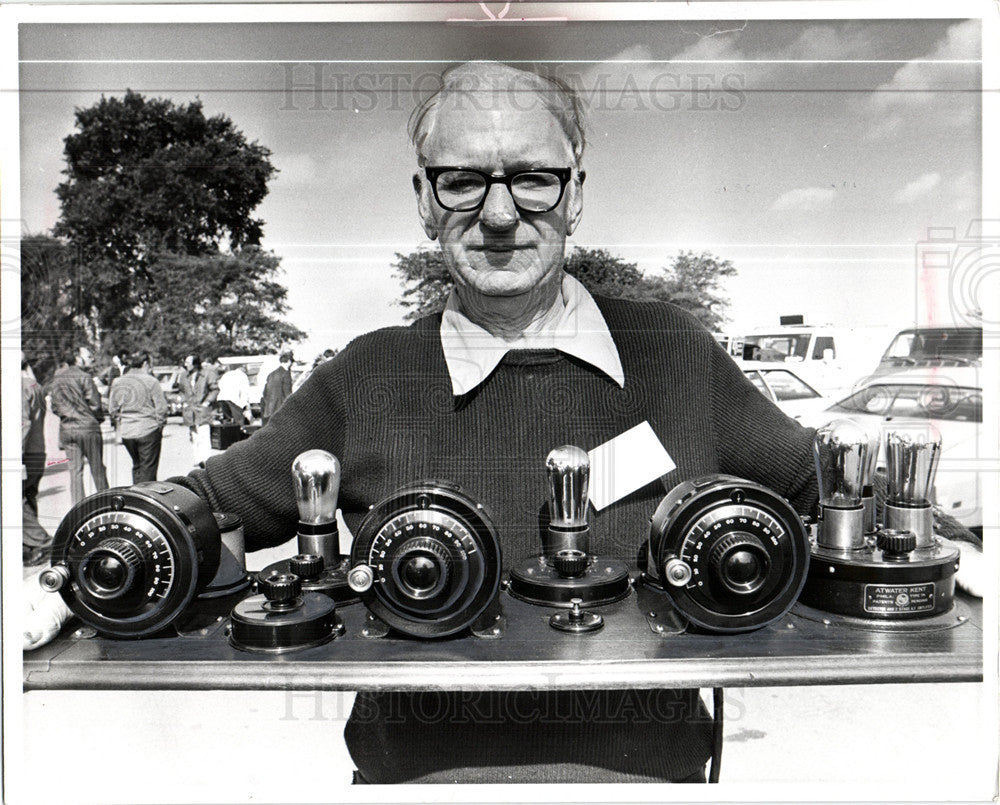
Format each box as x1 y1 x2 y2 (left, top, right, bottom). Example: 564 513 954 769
168 62 818 784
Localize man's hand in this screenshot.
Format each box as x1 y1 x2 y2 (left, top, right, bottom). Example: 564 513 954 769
23 570 73 651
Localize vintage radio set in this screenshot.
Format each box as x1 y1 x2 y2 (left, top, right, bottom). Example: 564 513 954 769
796 419 961 625
40 426 964 652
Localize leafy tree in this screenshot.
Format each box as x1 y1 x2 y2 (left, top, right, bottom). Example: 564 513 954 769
639 251 737 332
20 235 90 383
393 246 736 331
142 250 305 359
50 90 298 356
563 247 644 296
393 249 453 320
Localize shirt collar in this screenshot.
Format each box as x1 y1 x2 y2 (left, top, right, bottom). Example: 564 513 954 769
439 272 626 396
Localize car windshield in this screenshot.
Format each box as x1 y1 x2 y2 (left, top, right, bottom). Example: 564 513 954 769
759 370 821 401
743 334 810 361
882 329 982 364
830 385 982 422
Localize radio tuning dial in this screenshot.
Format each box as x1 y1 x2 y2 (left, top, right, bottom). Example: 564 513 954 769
80 536 145 599
708 533 771 595
396 537 451 598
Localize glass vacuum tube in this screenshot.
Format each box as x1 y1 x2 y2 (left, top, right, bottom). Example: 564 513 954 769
813 419 872 550
884 423 942 547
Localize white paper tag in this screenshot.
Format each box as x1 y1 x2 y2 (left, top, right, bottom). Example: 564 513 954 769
588 421 676 511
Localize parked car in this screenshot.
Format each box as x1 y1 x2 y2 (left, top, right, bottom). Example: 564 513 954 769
872 325 982 377
151 365 185 417
95 363 184 417
802 368 982 531
740 363 829 422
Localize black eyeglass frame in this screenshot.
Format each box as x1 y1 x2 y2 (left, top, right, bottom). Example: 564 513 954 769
424 166 577 214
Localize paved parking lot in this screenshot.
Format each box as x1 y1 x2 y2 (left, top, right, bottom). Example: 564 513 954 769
18 412 995 800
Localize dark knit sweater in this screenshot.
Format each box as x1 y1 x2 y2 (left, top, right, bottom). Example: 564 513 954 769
180 296 818 783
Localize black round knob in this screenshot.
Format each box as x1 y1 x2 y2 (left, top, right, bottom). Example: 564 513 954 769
80 537 143 598
289 553 324 580
708 533 770 595
395 538 451 599
877 529 917 557
258 572 302 606
552 548 590 578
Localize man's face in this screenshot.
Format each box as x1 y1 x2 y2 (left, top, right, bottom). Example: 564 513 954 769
77 347 93 368
416 97 582 301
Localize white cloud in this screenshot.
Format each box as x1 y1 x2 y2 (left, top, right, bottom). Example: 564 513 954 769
875 19 979 100
867 20 980 137
893 172 941 204
770 186 837 212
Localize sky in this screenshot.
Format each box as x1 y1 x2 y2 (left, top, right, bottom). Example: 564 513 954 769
16 16 984 362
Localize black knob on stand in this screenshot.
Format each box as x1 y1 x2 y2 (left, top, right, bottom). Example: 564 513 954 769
876 529 918 560
289 554 324 582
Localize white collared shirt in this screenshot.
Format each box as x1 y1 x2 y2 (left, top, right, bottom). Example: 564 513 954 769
439 272 626 396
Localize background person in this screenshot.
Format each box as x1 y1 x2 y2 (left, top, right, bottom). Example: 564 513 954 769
216 363 251 424
108 351 168 483
21 353 51 564
261 351 294 425
179 354 219 466
49 345 109 504
107 350 128 384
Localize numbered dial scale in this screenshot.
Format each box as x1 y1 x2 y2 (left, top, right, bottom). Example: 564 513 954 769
349 482 502 638
643 475 810 633
45 483 221 638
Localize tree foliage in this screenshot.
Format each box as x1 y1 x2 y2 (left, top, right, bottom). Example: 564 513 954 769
46 90 299 359
393 249 453 320
393 246 737 331
140 250 305 359
20 235 90 383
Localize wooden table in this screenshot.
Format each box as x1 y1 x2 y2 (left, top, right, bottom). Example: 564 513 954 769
23 589 983 692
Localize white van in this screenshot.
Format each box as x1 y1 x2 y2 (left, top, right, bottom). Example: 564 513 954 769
732 321 891 398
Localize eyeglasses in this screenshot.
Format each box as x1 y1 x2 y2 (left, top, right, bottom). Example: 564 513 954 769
425 167 574 214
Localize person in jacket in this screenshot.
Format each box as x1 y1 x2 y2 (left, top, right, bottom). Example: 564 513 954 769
22 353 51 563
49 345 109 504
261 351 294 425
179 354 219 466
108 351 168 483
